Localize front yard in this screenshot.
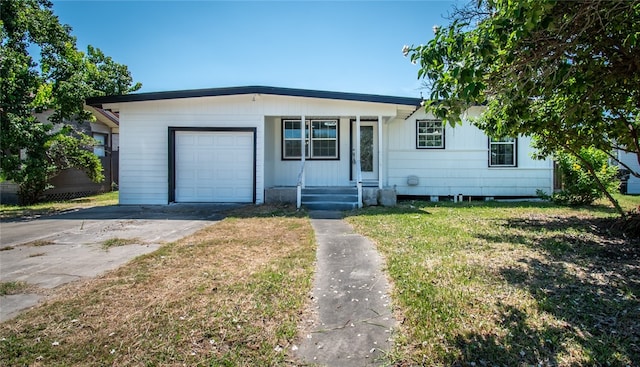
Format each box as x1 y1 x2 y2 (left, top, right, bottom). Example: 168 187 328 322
1 196 638 366
0 206 315 366
347 196 640 366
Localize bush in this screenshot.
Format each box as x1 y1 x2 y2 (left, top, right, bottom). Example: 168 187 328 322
551 148 619 206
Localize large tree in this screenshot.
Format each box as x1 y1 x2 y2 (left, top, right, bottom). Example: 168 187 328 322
1 0 141 204
404 0 640 215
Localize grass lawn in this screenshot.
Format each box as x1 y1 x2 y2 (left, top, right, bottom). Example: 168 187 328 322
0 205 315 366
0 191 119 219
346 195 640 366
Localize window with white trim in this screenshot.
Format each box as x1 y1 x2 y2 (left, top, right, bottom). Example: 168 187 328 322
489 137 517 167
417 119 444 149
282 119 338 159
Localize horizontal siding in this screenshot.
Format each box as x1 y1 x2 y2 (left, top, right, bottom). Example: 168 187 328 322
118 96 265 205
387 108 553 197
620 151 640 194
266 117 355 187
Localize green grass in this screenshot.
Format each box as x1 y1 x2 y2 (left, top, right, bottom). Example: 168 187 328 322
0 281 29 296
347 195 640 366
101 237 141 250
0 191 118 219
0 209 316 366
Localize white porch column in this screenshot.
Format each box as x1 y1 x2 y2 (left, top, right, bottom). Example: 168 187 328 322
300 114 306 188
355 115 361 175
378 115 383 189
355 116 363 208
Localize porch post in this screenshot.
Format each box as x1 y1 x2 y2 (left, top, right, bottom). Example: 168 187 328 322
296 115 306 209
378 115 383 189
300 114 306 189
355 116 363 208
355 116 361 169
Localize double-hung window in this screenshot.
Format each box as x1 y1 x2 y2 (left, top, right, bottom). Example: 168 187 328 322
489 137 517 167
282 119 338 159
416 119 444 149
93 133 107 157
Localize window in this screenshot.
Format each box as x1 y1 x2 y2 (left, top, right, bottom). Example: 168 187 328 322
93 133 107 157
417 120 444 148
489 137 517 167
282 119 338 159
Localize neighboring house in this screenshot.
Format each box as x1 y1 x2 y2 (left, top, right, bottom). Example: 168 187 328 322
1 108 120 204
618 150 640 194
85 86 554 208
34 107 120 201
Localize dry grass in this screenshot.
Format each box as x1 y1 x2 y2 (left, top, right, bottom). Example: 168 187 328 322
101 237 142 250
0 209 315 366
25 239 55 247
0 281 30 296
0 191 118 219
347 197 640 366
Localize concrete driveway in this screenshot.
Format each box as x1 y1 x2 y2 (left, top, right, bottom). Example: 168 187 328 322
0 204 241 322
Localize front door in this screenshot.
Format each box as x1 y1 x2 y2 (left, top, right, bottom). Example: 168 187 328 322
352 121 378 181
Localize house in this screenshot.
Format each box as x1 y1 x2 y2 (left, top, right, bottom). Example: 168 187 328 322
85 86 554 208
39 107 120 201
618 150 640 194
0 108 120 204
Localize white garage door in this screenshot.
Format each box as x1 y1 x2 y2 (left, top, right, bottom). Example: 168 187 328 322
175 131 254 202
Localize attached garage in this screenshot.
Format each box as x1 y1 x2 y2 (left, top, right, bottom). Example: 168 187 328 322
169 128 256 203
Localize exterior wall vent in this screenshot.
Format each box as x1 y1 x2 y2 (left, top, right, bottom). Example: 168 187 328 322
407 175 419 186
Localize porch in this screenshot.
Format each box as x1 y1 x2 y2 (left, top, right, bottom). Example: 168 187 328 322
263 115 392 209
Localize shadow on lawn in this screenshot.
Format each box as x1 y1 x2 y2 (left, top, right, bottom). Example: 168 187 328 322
469 215 640 365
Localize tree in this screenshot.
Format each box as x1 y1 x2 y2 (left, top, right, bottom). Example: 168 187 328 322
1 0 141 204
403 0 640 216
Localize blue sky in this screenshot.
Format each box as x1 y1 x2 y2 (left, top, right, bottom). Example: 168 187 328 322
52 0 458 97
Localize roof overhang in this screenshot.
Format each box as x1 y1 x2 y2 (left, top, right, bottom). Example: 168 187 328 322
85 105 119 129
86 85 422 109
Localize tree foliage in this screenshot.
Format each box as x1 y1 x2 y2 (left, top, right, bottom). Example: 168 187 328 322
404 0 640 215
1 0 141 204
547 147 619 206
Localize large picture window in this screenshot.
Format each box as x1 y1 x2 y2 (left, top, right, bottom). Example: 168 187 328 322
417 120 444 149
489 137 517 167
282 119 338 159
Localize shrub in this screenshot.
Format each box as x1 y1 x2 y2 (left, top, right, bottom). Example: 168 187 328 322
551 147 619 206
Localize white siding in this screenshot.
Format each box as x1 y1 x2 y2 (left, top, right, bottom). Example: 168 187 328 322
266 117 352 187
386 108 553 197
111 93 404 204
620 151 640 194
259 95 400 187
115 95 264 205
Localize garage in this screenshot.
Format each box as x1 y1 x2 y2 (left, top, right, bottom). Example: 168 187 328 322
171 129 255 203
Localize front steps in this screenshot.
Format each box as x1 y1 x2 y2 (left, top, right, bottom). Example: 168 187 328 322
301 187 359 211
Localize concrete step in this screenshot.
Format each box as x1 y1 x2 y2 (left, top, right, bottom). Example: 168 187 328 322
302 187 358 195
302 194 358 202
303 201 358 211
301 187 359 211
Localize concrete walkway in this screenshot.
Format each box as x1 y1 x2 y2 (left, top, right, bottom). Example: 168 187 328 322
296 211 397 367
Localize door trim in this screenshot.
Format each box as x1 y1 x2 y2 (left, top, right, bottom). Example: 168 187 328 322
168 127 257 204
349 119 378 182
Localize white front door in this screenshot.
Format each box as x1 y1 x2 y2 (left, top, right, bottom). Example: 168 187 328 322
352 121 378 181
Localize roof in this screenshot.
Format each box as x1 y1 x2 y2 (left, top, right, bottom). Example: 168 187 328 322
85 85 422 107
